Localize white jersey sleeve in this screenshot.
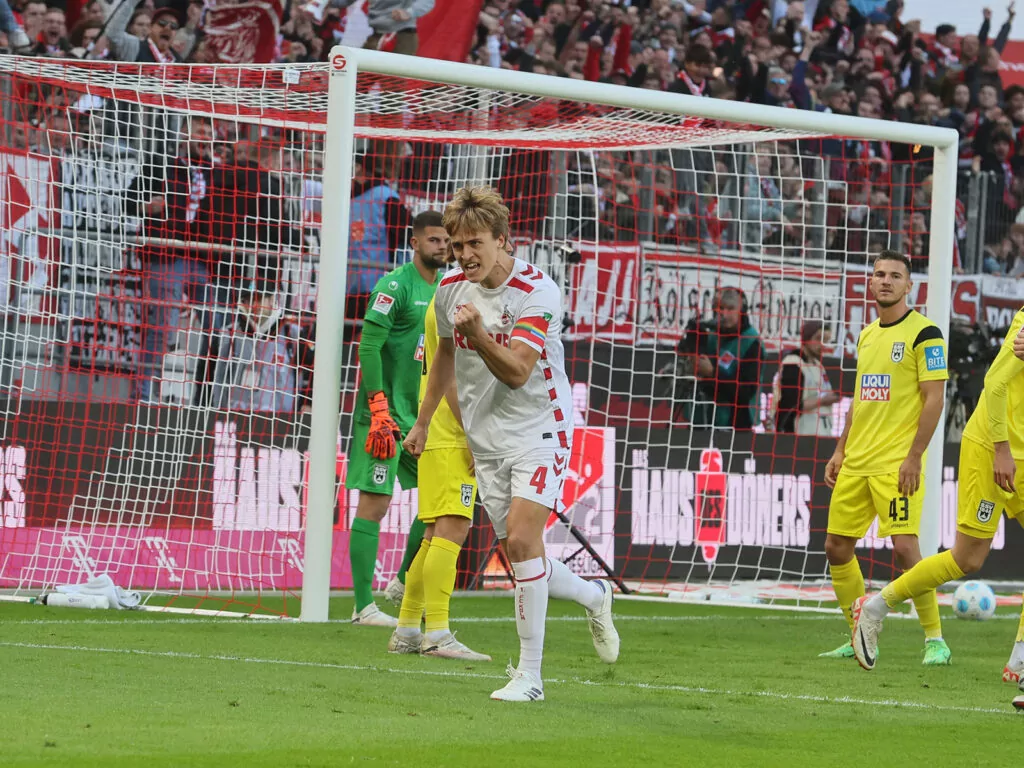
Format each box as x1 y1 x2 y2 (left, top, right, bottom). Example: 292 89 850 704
434 280 454 339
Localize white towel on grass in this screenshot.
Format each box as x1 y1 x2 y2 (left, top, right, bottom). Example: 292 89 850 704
54 574 142 610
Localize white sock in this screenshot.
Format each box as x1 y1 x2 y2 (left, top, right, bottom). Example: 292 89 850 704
397 626 421 639
512 558 548 680
425 628 449 643
546 557 604 612
1009 641 1024 667
864 594 889 620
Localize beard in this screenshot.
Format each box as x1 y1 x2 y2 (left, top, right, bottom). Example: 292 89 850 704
874 295 901 308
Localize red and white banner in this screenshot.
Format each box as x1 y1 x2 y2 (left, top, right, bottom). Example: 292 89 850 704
0 151 58 315
636 247 845 351
203 0 282 64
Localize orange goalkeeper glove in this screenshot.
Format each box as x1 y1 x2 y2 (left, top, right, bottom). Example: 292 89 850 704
365 392 402 460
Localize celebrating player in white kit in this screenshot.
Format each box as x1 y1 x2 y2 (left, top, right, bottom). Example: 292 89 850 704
403 186 619 702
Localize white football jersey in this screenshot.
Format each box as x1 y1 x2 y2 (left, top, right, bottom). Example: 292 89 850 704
434 258 574 459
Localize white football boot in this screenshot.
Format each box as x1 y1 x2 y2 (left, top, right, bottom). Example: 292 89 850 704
351 603 398 627
421 631 492 662
851 595 883 671
490 664 544 702
387 630 422 654
586 579 620 663
383 576 405 606
1003 658 1024 684
1013 676 1024 712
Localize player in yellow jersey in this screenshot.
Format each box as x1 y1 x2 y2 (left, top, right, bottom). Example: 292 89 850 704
386 290 491 661
854 309 1024 698
820 251 951 666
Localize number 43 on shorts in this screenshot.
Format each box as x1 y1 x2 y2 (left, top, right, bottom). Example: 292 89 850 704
888 496 909 522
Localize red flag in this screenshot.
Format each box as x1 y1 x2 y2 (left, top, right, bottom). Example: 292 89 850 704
415 0 483 62
203 1 281 64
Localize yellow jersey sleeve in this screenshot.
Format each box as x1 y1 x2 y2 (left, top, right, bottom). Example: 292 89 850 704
842 310 947 476
421 298 468 451
963 309 1024 454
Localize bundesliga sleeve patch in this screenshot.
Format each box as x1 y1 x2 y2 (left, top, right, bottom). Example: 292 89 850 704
371 293 395 316
924 345 946 371
511 315 550 348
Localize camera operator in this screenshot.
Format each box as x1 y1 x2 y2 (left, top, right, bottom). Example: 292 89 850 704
672 287 764 430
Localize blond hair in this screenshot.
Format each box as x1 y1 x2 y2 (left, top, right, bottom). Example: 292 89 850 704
442 186 511 242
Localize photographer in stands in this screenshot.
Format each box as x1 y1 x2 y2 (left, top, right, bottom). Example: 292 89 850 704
694 287 764 430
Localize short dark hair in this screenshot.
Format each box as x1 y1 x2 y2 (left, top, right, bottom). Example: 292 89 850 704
873 250 912 276
412 210 444 234
684 44 713 66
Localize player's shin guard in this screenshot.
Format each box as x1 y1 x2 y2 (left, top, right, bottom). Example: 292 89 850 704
398 539 429 629
911 589 943 640
397 518 427 585
512 558 548 679
880 550 965 609
829 558 865 632
423 536 461 635
545 557 603 612
350 517 381 613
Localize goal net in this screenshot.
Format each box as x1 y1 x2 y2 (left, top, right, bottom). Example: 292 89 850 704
0 50 956 617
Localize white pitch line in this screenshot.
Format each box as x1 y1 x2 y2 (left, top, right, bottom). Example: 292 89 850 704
1 613 1017 626
0 640 1014 718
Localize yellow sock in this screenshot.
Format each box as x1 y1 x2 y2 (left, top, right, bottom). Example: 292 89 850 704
829 557 865 632
1017 594 1024 643
912 590 943 640
423 536 461 634
881 550 964 608
397 539 429 629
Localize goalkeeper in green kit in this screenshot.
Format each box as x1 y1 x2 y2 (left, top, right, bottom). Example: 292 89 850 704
346 210 450 626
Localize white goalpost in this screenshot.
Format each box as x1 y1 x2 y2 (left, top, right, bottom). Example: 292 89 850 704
0 47 956 619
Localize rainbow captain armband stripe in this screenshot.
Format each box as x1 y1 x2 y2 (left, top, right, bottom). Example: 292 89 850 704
511 316 550 348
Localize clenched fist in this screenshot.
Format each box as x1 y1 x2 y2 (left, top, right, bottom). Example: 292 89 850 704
455 302 486 344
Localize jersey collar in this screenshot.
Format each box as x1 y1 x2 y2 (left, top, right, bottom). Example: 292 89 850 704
879 308 913 328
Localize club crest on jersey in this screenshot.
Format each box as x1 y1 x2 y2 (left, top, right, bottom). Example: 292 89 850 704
890 342 905 363
500 305 514 327
460 484 474 507
976 499 995 523
372 464 387 485
860 374 891 401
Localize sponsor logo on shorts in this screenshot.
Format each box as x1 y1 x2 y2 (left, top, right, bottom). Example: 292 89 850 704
372 293 395 316
460 484 473 507
890 342 905 363
372 464 388 485
925 345 946 371
977 499 996 523
859 374 891 401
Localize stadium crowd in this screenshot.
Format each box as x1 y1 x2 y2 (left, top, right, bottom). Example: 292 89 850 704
0 0 1022 269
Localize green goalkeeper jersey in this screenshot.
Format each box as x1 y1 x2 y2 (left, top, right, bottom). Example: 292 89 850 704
353 262 440 432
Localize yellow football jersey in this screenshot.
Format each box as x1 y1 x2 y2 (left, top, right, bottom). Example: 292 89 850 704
420 298 468 450
843 309 948 476
962 309 1024 458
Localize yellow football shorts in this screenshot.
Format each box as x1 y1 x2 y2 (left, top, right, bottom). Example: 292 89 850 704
956 438 1024 539
417 446 477 524
827 470 924 539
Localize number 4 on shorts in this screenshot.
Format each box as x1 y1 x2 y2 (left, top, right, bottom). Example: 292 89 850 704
529 466 547 495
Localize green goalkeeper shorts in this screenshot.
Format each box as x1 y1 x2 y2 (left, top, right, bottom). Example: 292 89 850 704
345 421 418 495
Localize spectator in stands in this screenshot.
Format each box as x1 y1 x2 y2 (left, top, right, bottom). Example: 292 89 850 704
331 0 434 55
694 287 764 430
127 116 221 403
30 6 71 56
772 320 839 435
346 140 413 318
106 0 192 62
212 274 300 414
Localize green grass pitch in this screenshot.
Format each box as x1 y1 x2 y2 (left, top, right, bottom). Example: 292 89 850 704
0 596 1021 767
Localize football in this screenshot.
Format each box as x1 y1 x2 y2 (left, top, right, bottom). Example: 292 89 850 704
952 581 997 620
